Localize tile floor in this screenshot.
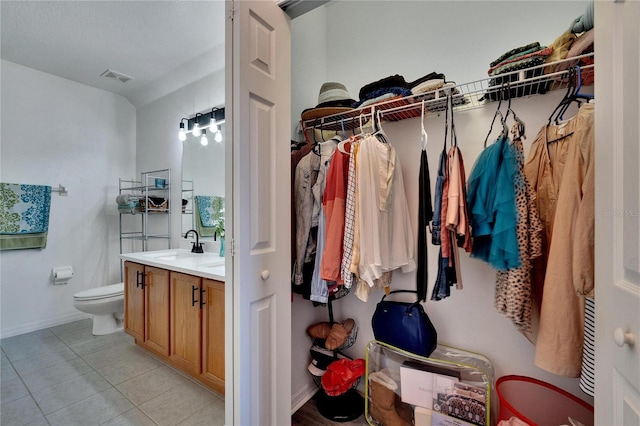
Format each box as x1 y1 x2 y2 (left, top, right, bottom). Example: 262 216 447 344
0 319 224 426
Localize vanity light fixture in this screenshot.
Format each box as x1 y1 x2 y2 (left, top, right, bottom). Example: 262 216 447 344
200 129 209 146
179 107 225 143
178 118 187 142
192 121 202 137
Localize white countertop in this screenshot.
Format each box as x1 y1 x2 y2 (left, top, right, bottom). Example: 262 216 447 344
120 249 225 281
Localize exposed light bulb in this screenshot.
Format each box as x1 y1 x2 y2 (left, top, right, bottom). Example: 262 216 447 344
178 123 186 141
193 122 201 137
215 131 223 143
209 119 218 133
200 129 208 146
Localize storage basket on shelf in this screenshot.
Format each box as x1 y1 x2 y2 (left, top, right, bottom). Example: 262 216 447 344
496 375 594 426
139 196 168 212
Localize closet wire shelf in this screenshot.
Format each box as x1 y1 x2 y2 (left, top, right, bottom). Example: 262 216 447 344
301 53 594 132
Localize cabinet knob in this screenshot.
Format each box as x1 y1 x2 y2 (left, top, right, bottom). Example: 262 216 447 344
613 328 635 347
260 270 270 280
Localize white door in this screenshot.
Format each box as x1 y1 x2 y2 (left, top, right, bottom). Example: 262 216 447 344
594 1 640 424
226 1 292 425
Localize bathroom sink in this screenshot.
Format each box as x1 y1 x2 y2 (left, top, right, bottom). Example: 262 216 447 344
197 260 226 269
143 250 201 261
124 249 224 278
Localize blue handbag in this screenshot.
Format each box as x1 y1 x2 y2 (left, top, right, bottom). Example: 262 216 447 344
371 290 438 357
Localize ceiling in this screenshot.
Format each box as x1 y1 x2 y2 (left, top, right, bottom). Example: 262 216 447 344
1 1 226 108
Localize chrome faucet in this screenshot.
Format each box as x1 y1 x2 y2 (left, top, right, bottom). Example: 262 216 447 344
184 229 204 253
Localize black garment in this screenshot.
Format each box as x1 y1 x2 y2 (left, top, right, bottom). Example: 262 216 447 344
416 149 433 302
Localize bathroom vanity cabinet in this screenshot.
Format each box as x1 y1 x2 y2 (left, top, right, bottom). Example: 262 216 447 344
124 262 170 356
170 272 225 394
123 259 225 395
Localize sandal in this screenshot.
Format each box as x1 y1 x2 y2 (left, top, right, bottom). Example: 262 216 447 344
306 321 332 339
324 318 356 350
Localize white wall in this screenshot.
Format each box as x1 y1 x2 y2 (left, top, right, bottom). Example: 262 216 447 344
290 0 593 408
0 60 136 337
135 69 225 248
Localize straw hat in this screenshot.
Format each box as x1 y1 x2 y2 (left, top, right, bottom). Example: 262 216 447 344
301 82 355 121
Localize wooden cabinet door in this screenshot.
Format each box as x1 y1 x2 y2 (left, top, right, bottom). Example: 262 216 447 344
170 272 202 375
124 261 145 341
144 266 170 356
201 279 225 394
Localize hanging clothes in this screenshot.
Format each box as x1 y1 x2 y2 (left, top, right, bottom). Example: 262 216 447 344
345 138 393 303
524 102 594 377
293 147 320 287
309 138 339 303
432 98 471 301
321 141 351 283
416 148 433 302
494 128 543 336
291 142 312 272
356 133 415 288
341 140 358 288
466 135 521 271
431 111 457 301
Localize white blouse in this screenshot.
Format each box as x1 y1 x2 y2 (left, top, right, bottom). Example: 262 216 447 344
356 134 416 287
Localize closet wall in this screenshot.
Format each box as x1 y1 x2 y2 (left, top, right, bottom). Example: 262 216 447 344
290 1 593 406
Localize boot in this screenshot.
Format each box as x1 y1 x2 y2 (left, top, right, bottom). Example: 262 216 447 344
368 371 411 426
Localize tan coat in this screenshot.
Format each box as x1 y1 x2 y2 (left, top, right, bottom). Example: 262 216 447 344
523 102 594 377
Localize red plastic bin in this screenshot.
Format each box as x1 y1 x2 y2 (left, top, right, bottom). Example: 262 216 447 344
496 375 594 426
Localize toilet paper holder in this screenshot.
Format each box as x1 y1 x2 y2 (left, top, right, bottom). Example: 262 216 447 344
51 266 74 284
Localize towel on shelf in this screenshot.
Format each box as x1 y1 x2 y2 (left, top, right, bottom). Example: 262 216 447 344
116 194 140 205
0 183 52 250
194 195 224 237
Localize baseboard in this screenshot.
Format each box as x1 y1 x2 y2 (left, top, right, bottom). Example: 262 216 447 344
0 311 91 338
291 380 318 415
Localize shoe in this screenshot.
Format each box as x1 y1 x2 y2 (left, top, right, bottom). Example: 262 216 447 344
324 318 356 350
368 371 411 426
321 358 365 396
307 345 348 377
306 322 332 339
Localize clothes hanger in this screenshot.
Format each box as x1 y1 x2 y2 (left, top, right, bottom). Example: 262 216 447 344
483 84 508 147
503 84 525 141
449 93 459 148
549 67 583 125
374 109 389 144
421 100 428 151
573 65 594 101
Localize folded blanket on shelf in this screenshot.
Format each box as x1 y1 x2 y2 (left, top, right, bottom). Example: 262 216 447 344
488 46 553 76
489 42 541 67
0 183 52 250
353 87 412 108
411 79 445 95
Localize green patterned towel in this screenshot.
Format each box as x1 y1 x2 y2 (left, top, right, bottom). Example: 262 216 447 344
1 183 52 250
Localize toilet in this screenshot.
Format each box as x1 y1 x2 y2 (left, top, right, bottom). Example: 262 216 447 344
73 282 125 335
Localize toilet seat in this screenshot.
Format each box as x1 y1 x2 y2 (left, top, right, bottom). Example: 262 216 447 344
74 282 124 301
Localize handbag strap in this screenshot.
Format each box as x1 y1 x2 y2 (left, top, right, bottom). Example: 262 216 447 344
380 290 420 303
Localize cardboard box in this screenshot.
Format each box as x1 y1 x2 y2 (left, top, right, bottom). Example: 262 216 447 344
400 361 460 409
414 407 432 426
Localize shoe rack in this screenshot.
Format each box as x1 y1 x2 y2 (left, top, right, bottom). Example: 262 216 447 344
311 296 364 422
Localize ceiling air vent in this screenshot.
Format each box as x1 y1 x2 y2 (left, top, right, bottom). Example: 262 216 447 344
100 69 134 83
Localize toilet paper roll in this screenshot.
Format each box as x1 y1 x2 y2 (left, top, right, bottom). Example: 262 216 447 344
52 266 73 284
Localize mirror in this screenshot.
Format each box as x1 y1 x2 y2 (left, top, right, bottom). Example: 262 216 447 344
181 122 226 241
